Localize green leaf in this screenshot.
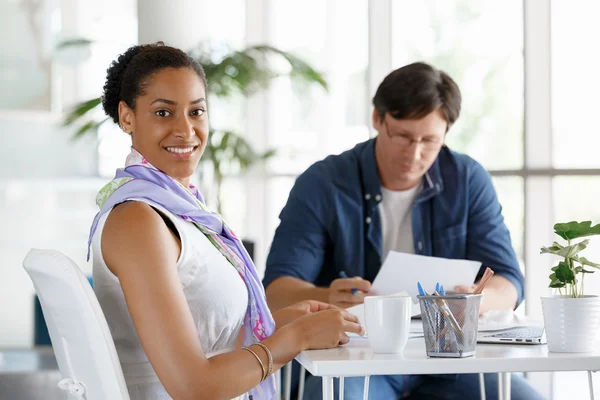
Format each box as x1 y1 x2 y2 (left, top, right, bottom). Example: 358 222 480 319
578 256 600 269
249 45 329 90
546 242 565 252
201 129 277 180
261 149 276 160
71 117 109 140
55 38 93 51
578 268 596 274
554 221 600 240
541 240 589 258
63 97 103 137
549 279 565 288
555 261 575 284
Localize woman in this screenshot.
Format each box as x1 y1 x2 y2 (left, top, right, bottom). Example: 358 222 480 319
87 42 363 400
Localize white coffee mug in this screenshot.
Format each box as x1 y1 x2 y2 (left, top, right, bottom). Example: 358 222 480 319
364 295 412 354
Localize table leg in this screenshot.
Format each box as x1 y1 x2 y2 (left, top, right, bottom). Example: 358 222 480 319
283 362 292 400
588 371 595 400
339 377 344 400
498 372 511 400
363 375 370 400
273 369 281 400
322 376 334 400
479 373 486 400
297 366 306 400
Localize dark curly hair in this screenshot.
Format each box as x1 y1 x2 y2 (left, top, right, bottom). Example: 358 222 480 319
102 42 208 124
372 62 461 130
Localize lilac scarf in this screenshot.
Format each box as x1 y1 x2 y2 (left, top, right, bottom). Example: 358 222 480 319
87 149 275 399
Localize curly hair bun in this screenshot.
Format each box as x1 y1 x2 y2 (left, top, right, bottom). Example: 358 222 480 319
102 44 154 123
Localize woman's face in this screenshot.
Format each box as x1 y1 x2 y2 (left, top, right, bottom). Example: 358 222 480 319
118 67 209 187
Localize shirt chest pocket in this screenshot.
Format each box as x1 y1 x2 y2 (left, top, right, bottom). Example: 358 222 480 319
432 224 467 258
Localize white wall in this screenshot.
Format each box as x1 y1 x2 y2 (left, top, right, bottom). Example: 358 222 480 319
0 111 104 347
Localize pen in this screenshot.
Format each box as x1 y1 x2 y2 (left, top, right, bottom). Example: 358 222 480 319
339 271 359 295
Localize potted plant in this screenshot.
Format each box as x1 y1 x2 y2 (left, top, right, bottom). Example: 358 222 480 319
540 221 600 352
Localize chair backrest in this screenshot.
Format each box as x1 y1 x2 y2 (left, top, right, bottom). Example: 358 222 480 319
23 249 130 400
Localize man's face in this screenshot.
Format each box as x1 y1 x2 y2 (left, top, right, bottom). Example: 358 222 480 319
373 109 447 190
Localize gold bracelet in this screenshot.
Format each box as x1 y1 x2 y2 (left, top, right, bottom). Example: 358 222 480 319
253 342 273 380
242 347 266 382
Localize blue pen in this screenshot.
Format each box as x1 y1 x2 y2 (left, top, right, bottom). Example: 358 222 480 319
339 271 359 295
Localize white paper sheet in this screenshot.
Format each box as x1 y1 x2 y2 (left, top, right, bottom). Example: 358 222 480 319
349 252 481 318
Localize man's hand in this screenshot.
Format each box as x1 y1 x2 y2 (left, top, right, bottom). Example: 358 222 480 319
328 277 372 308
453 284 489 315
454 275 518 315
272 300 338 329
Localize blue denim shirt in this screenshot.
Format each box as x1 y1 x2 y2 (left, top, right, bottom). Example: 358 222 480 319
264 138 525 306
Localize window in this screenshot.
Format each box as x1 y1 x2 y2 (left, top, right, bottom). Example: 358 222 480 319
392 0 524 171
492 177 524 263
255 0 370 268
551 0 600 169
266 0 369 175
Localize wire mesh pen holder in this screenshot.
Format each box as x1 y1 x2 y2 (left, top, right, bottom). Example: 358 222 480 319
418 294 482 358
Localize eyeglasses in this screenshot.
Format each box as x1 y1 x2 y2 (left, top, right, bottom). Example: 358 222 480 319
383 120 443 150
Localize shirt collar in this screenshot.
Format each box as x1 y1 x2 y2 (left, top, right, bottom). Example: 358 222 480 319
359 138 444 205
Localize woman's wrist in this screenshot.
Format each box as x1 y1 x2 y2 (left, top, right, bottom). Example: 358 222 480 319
278 320 308 353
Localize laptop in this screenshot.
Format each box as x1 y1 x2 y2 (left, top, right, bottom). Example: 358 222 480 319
477 326 546 345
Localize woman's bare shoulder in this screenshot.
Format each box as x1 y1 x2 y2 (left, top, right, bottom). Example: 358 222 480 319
101 200 180 277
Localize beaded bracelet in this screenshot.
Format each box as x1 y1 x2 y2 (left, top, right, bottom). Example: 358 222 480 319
242 346 266 382
253 342 273 380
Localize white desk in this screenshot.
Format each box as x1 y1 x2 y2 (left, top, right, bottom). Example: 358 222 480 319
296 337 600 400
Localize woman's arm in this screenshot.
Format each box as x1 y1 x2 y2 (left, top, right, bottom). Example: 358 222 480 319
102 202 362 400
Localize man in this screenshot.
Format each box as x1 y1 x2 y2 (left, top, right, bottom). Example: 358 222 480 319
263 62 544 399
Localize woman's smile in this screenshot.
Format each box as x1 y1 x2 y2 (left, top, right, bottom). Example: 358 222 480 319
164 145 200 160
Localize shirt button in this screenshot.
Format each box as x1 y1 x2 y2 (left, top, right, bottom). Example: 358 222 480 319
366 217 372 224
365 194 371 200
418 241 423 251
375 194 382 201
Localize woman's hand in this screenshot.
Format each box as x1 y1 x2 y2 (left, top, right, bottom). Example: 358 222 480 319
272 300 337 329
288 308 365 350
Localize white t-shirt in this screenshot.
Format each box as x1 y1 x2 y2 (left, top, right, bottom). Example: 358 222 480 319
378 183 421 262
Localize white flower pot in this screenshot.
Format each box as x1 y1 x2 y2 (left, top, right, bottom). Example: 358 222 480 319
541 295 600 352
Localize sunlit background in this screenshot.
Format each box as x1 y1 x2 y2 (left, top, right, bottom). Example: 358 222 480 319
2 0 600 398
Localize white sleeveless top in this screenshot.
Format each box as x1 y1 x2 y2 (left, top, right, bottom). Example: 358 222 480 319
92 200 249 400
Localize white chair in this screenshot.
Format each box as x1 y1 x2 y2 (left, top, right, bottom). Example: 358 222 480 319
23 249 130 400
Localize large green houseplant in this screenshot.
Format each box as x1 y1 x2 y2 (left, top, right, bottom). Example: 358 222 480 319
540 221 600 352
59 40 327 214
